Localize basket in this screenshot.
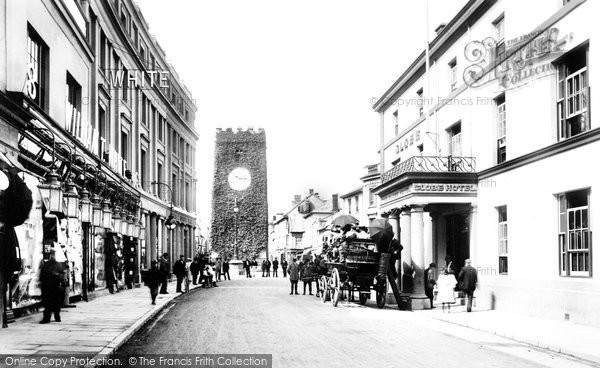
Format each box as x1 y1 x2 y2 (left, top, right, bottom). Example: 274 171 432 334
378 253 391 276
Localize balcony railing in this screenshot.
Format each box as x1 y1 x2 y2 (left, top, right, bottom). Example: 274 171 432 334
381 156 476 184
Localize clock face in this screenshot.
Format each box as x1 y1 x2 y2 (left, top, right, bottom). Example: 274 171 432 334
228 167 251 191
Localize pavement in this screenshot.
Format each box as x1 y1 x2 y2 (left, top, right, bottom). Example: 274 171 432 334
0 276 599 368
0 279 205 367
417 306 600 366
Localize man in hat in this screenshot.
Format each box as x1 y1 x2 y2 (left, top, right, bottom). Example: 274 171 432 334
145 260 162 305
424 262 438 308
173 255 186 293
458 259 478 312
158 253 170 294
272 258 279 277
39 246 65 323
287 257 300 295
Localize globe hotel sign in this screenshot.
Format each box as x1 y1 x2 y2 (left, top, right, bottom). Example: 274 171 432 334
463 27 573 89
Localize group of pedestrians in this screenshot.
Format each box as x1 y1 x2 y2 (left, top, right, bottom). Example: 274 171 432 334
285 256 325 296
260 258 286 277
143 253 233 305
424 258 478 312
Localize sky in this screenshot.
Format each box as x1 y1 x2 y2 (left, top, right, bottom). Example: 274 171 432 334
135 0 468 232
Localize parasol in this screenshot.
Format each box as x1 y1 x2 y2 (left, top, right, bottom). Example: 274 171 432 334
369 218 394 252
332 214 359 227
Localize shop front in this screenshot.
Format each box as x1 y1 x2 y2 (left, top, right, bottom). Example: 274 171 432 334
3 93 146 315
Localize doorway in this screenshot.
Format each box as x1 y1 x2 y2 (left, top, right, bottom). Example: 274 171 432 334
445 213 470 272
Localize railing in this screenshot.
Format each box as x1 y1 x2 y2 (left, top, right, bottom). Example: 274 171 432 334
381 156 476 184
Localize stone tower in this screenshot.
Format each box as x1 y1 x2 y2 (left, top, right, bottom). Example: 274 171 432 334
210 128 268 261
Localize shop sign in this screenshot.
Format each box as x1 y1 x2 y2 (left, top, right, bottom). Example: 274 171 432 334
380 182 476 205
413 183 477 193
25 61 38 100
65 103 99 156
395 130 421 154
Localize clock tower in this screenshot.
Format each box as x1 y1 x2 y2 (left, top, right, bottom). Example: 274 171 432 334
210 127 268 266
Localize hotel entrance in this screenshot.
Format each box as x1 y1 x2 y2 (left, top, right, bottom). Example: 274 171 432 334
445 213 470 272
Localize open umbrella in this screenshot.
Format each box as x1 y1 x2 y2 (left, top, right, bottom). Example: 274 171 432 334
332 214 359 227
369 218 394 252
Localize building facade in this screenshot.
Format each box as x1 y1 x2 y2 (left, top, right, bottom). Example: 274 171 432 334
372 0 598 325
270 191 339 262
0 0 198 311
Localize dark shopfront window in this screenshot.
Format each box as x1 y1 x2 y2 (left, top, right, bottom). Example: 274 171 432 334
558 189 592 277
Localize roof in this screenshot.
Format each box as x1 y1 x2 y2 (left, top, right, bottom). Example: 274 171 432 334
372 0 494 112
340 186 363 199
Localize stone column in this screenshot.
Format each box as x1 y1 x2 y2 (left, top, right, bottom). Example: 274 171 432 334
157 216 164 259
149 213 157 263
424 211 433 267
410 205 430 310
469 204 478 266
388 209 401 291
400 207 412 294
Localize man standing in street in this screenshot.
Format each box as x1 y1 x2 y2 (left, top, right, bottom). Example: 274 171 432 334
159 253 170 294
244 258 252 278
261 259 267 277
173 255 187 293
272 258 279 277
222 258 230 280
39 247 65 323
424 262 438 309
144 260 162 305
281 259 288 278
458 259 478 312
215 258 222 281
190 258 200 285
266 259 271 277
287 257 299 295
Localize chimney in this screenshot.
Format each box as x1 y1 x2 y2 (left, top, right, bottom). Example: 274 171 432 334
435 23 447 35
309 189 314 196
331 194 339 212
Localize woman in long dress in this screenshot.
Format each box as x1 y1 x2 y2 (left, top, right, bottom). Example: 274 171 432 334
436 269 457 312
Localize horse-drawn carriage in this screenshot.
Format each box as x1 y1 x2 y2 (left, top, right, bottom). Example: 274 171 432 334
317 239 391 308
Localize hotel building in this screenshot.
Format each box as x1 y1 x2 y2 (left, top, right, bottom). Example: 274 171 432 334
372 0 598 325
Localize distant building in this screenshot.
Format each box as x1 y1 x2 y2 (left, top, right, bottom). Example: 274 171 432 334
270 191 339 262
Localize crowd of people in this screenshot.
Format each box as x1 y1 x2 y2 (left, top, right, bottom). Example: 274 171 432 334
143 253 233 305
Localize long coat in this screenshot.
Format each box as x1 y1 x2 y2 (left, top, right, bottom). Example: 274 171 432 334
287 262 300 281
436 273 456 304
39 258 65 308
458 265 478 293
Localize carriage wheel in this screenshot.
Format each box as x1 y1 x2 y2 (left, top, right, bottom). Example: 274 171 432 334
376 277 387 309
359 293 368 305
320 277 329 303
331 269 341 307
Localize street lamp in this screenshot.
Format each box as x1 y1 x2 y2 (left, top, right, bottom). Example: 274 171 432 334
63 176 79 218
102 198 112 229
38 167 63 213
233 198 239 260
